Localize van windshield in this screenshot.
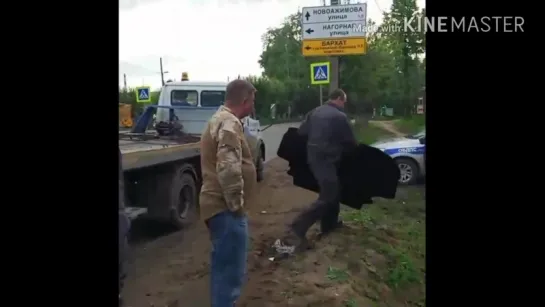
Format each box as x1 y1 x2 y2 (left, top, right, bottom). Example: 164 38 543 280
201 91 225 107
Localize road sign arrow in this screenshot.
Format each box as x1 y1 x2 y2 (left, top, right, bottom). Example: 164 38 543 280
305 12 311 21
305 28 314 35
305 45 311 50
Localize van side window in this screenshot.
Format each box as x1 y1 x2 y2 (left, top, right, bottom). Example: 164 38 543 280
201 91 225 107
171 90 198 106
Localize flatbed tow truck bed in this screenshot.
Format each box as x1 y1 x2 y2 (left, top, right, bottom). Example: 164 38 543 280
120 132 201 171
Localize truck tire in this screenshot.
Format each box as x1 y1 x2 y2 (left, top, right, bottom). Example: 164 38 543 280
169 172 199 229
395 158 419 185
256 151 264 182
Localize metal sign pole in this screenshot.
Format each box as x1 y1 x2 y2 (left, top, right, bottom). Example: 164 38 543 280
319 85 323 105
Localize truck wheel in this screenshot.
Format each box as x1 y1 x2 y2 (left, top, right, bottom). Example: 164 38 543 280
170 172 198 229
256 152 264 182
395 158 419 185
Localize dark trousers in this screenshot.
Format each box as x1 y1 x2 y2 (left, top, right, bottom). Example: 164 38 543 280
207 211 248 307
291 159 341 236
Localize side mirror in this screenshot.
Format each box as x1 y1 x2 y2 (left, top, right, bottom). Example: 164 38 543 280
419 137 426 145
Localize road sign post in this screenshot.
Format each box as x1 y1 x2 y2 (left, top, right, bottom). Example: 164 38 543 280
135 86 151 103
310 62 330 85
302 1 368 95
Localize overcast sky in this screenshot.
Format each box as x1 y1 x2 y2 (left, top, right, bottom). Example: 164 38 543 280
119 0 425 89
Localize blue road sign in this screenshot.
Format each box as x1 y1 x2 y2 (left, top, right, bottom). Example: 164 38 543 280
310 62 330 85
135 86 151 103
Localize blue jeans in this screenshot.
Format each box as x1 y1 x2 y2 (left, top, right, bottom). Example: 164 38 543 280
207 210 248 307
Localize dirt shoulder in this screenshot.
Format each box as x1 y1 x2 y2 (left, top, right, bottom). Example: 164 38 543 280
123 158 425 307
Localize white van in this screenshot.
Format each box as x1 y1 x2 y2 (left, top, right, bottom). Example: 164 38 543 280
155 81 266 181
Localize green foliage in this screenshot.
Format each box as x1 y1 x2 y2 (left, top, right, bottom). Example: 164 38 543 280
394 115 425 134
339 185 426 303
245 75 288 118
256 2 426 117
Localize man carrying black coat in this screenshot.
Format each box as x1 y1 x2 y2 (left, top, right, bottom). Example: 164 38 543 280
276 89 357 253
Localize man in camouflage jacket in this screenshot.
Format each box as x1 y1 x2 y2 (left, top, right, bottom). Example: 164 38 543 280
199 80 257 307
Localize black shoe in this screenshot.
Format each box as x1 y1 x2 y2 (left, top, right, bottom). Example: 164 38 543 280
318 220 344 239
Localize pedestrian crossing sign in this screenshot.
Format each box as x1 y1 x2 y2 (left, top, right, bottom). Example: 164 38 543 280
135 86 151 103
310 62 330 85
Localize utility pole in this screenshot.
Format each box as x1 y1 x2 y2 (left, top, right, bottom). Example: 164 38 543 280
160 57 165 86
123 73 127 91
328 0 340 94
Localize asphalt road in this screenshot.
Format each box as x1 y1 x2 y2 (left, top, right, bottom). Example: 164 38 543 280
260 122 301 162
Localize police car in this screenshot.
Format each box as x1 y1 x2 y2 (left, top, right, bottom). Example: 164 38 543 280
371 129 426 185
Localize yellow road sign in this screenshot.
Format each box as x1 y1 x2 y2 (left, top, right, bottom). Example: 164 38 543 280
302 38 367 57
310 62 330 85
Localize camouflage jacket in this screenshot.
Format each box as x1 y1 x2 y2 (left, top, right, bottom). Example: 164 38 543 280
199 106 257 220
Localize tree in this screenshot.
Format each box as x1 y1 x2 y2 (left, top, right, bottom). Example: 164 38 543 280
258 12 326 116
380 0 426 114
256 5 425 117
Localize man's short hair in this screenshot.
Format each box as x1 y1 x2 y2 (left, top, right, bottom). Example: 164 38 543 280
225 79 256 104
329 89 346 101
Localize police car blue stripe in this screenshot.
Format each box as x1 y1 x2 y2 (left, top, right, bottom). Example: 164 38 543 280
384 146 425 156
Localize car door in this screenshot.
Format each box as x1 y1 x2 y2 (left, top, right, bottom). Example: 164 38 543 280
419 136 426 174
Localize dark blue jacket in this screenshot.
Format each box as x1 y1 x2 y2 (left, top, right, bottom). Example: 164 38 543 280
298 103 356 163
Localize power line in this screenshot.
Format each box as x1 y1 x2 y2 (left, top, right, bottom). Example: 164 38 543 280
373 0 385 14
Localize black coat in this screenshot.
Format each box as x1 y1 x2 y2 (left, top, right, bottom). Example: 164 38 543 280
277 127 400 210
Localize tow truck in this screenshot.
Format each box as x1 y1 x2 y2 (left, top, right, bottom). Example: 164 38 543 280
120 80 267 229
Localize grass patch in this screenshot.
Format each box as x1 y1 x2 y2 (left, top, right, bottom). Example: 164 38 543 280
394 116 425 134
326 266 350 282
344 298 358 307
338 186 426 306
353 119 396 145
386 249 420 288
